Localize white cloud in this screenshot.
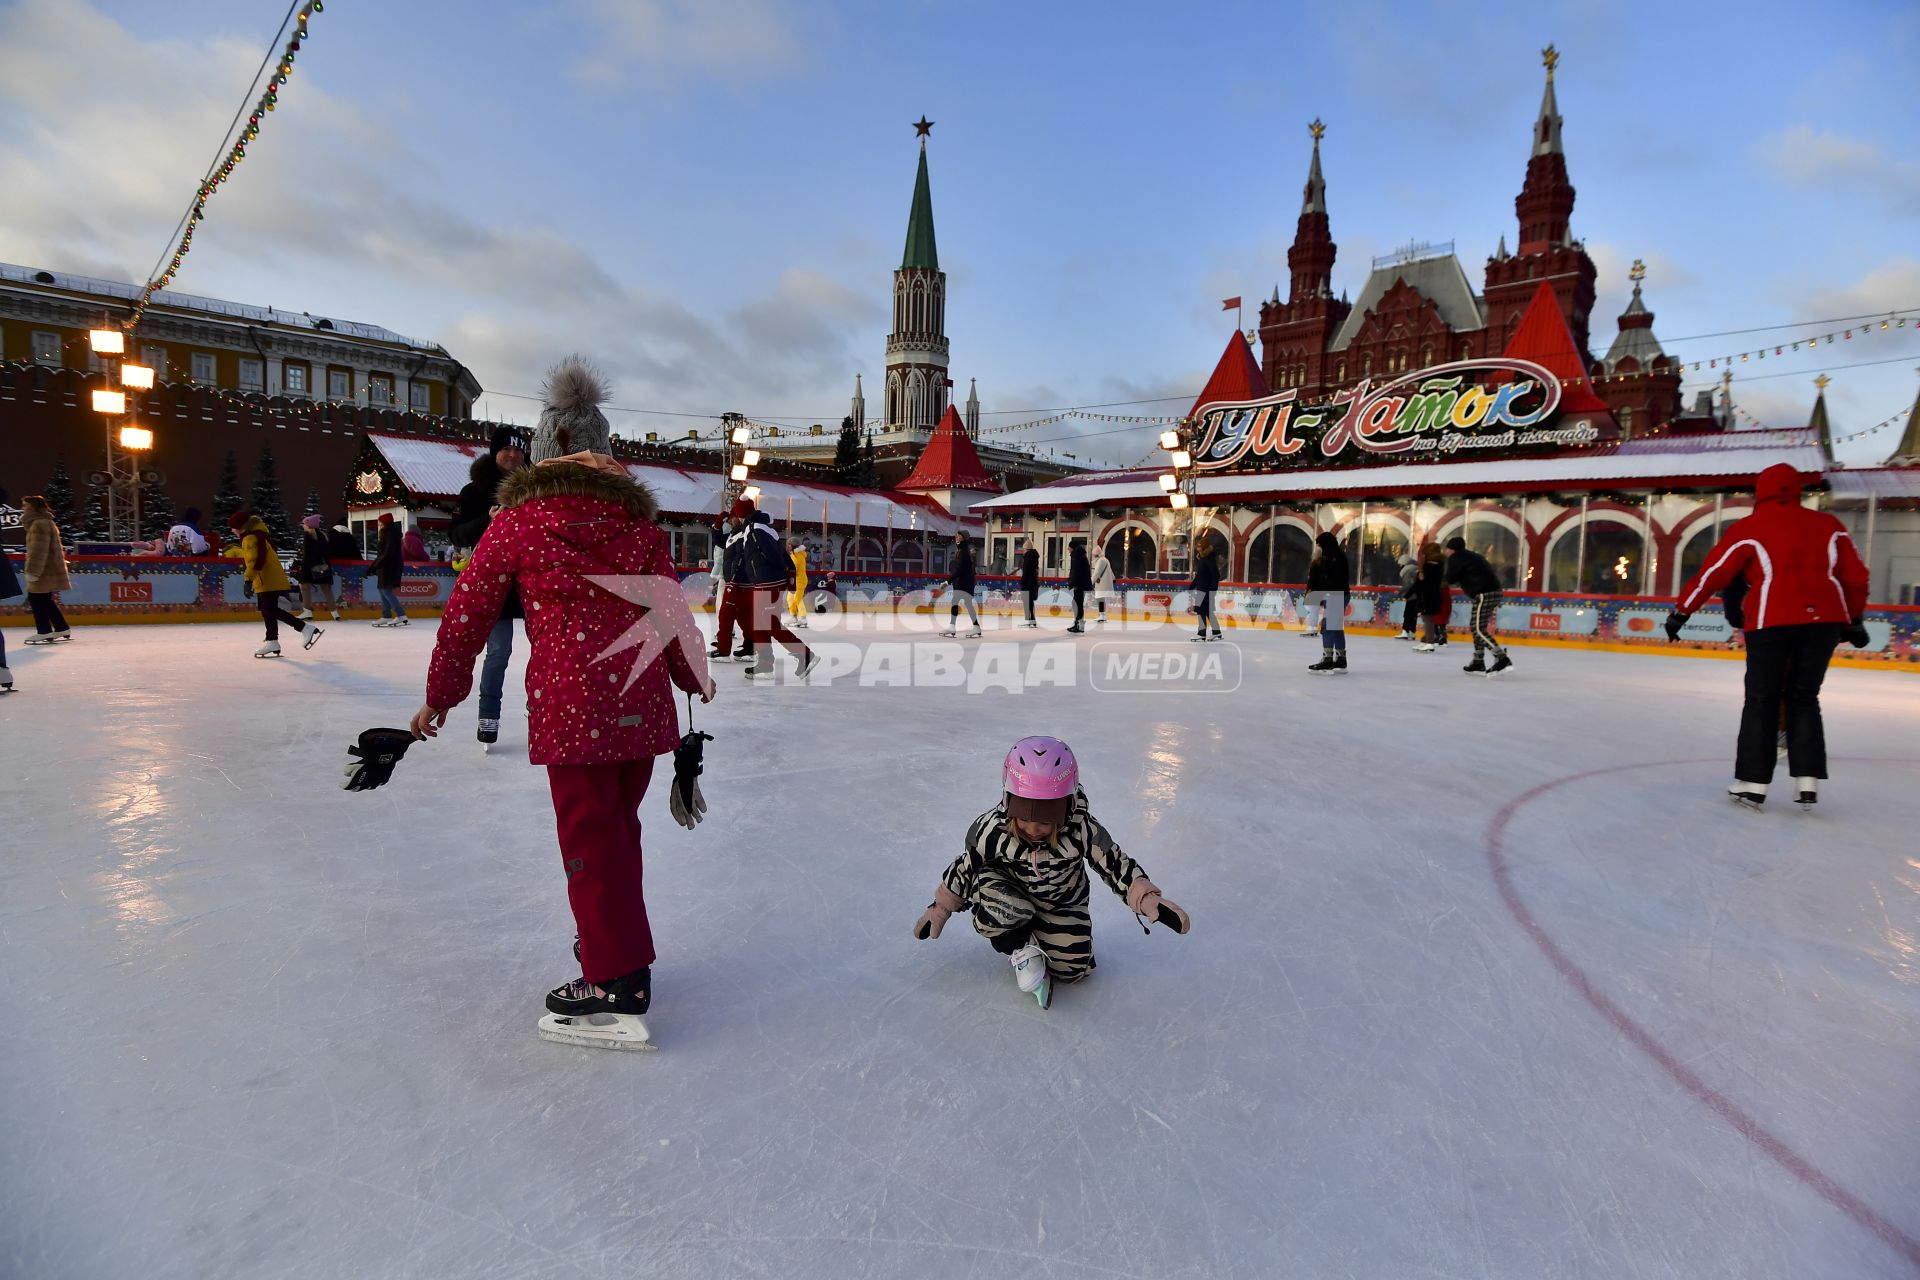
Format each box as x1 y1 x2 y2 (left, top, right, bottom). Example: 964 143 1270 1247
1763 125 1920 215
567 0 804 87
1796 257 1920 320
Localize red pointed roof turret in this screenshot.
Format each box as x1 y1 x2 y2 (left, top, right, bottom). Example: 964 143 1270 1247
1187 330 1269 421
897 405 1000 493
1497 279 1612 417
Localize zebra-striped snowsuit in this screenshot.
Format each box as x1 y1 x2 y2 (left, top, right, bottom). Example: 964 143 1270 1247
939 790 1148 983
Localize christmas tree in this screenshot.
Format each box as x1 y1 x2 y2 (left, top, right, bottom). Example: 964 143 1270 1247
42 455 77 523
304 486 322 519
75 477 115 544
212 450 245 531
832 416 861 483
249 444 297 547
140 476 177 542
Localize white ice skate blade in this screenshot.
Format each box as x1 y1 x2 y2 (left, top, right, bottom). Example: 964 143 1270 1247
538 1011 657 1051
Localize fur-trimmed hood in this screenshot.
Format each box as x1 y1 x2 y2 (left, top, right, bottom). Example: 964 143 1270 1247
496 460 659 522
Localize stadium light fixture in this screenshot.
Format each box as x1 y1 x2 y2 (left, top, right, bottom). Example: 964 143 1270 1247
92 389 127 414
119 426 154 451
89 328 125 354
121 363 155 390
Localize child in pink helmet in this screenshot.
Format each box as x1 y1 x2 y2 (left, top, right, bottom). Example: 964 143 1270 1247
913 736 1189 1008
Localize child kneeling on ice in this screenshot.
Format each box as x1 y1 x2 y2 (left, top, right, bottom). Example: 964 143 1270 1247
913 736 1189 1008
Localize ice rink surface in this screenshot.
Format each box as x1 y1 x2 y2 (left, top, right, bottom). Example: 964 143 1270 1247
2 617 1917 1279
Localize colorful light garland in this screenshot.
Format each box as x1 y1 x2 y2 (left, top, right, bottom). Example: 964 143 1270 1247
125 2 323 330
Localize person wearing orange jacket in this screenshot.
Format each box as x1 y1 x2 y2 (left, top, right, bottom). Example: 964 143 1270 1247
1666 463 1870 810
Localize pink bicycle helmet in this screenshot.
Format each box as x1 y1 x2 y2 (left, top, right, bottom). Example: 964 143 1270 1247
1003 736 1077 822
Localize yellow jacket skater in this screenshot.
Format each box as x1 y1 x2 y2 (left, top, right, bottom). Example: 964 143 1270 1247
788 540 809 623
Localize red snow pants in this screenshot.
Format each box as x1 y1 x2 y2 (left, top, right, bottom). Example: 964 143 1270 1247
713 582 741 651
546 756 657 983
743 585 809 659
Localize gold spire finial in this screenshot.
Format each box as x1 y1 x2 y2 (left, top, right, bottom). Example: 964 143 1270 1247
1542 44 1559 80
1815 373 1832 392
1308 117 1325 144
1629 258 1646 283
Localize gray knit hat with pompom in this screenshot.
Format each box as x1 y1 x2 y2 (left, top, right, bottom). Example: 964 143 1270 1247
530 355 613 462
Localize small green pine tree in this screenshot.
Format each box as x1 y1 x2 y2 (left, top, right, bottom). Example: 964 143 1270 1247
140 477 177 541
42 455 77 523
304 485 322 519
75 480 115 545
250 444 297 547
832 416 860 485
212 450 244 530
858 435 878 489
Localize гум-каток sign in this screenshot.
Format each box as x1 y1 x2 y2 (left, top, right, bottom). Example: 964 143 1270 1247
1193 357 1601 471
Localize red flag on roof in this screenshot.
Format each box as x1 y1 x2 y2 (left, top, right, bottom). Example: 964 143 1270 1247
1221 297 1241 311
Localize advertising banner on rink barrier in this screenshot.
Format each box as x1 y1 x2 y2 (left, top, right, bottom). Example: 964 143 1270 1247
4 558 1915 667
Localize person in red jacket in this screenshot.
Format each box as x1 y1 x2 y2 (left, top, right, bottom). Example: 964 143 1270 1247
411 451 714 1049
1667 463 1870 810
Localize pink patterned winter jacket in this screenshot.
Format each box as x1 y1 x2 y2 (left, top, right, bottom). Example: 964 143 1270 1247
425 461 710 766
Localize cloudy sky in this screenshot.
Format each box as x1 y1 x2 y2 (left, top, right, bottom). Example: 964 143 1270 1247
2 0 1916 467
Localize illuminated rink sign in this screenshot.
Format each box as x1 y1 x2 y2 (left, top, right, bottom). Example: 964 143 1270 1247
1193 357 1602 471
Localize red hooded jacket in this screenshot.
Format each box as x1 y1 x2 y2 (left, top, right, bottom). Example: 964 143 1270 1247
425 461 709 765
1676 463 1867 630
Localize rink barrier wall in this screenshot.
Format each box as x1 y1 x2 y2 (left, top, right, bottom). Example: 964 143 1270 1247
5 557 1915 668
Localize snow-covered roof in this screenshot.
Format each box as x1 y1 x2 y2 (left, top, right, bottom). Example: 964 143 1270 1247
0 261 447 353
972 430 1832 510
365 433 979 533
1825 467 1920 500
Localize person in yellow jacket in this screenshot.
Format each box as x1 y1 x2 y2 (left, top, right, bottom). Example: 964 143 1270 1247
228 509 322 658
787 538 810 629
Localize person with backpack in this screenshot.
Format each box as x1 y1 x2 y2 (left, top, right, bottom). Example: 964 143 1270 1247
1443 537 1510 675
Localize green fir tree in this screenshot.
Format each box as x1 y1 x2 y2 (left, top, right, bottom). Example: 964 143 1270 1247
42 455 77 523
140 477 177 542
832 416 861 484
249 444 297 547
304 485 322 519
212 450 245 531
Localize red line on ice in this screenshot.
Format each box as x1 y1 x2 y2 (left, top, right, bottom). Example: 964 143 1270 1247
1485 760 1920 1272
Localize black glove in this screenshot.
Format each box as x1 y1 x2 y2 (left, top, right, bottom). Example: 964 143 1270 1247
1845 619 1871 649
1723 602 1745 630
1663 610 1689 642
669 729 714 830
243 582 254 599
343 728 414 791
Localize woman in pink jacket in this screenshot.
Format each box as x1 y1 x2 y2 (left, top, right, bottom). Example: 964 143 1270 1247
411 452 713 1049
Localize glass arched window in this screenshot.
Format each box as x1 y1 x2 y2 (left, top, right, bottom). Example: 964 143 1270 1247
1105 528 1157 579
1246 524 1313 584
1549 519 1648 595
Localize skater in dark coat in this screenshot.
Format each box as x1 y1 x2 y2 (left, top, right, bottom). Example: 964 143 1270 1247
293 515 342 621
1306 531 1348 672
450 426 530 743
1444 537 1508 674
946 531 980 636
1019 540 1041 627
1667 462 1869 809
0 541 20 690
1395 551 1420 639
1187 538 1223 640
368 514 409 626
1413 542 1450 651
729 496 815 680
1067 539 1093 634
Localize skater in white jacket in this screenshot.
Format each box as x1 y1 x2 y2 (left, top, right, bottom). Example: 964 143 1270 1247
1089 547 1117 623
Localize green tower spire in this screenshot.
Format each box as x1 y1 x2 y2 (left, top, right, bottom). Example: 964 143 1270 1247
902 124 939 271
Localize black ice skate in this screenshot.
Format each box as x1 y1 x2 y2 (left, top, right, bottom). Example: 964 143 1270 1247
1331 653 1348 674
1794 777 1817 811
1308 651 1336 673
539 967 655 1051
1485 653 1513 676
1462 656 1487 674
